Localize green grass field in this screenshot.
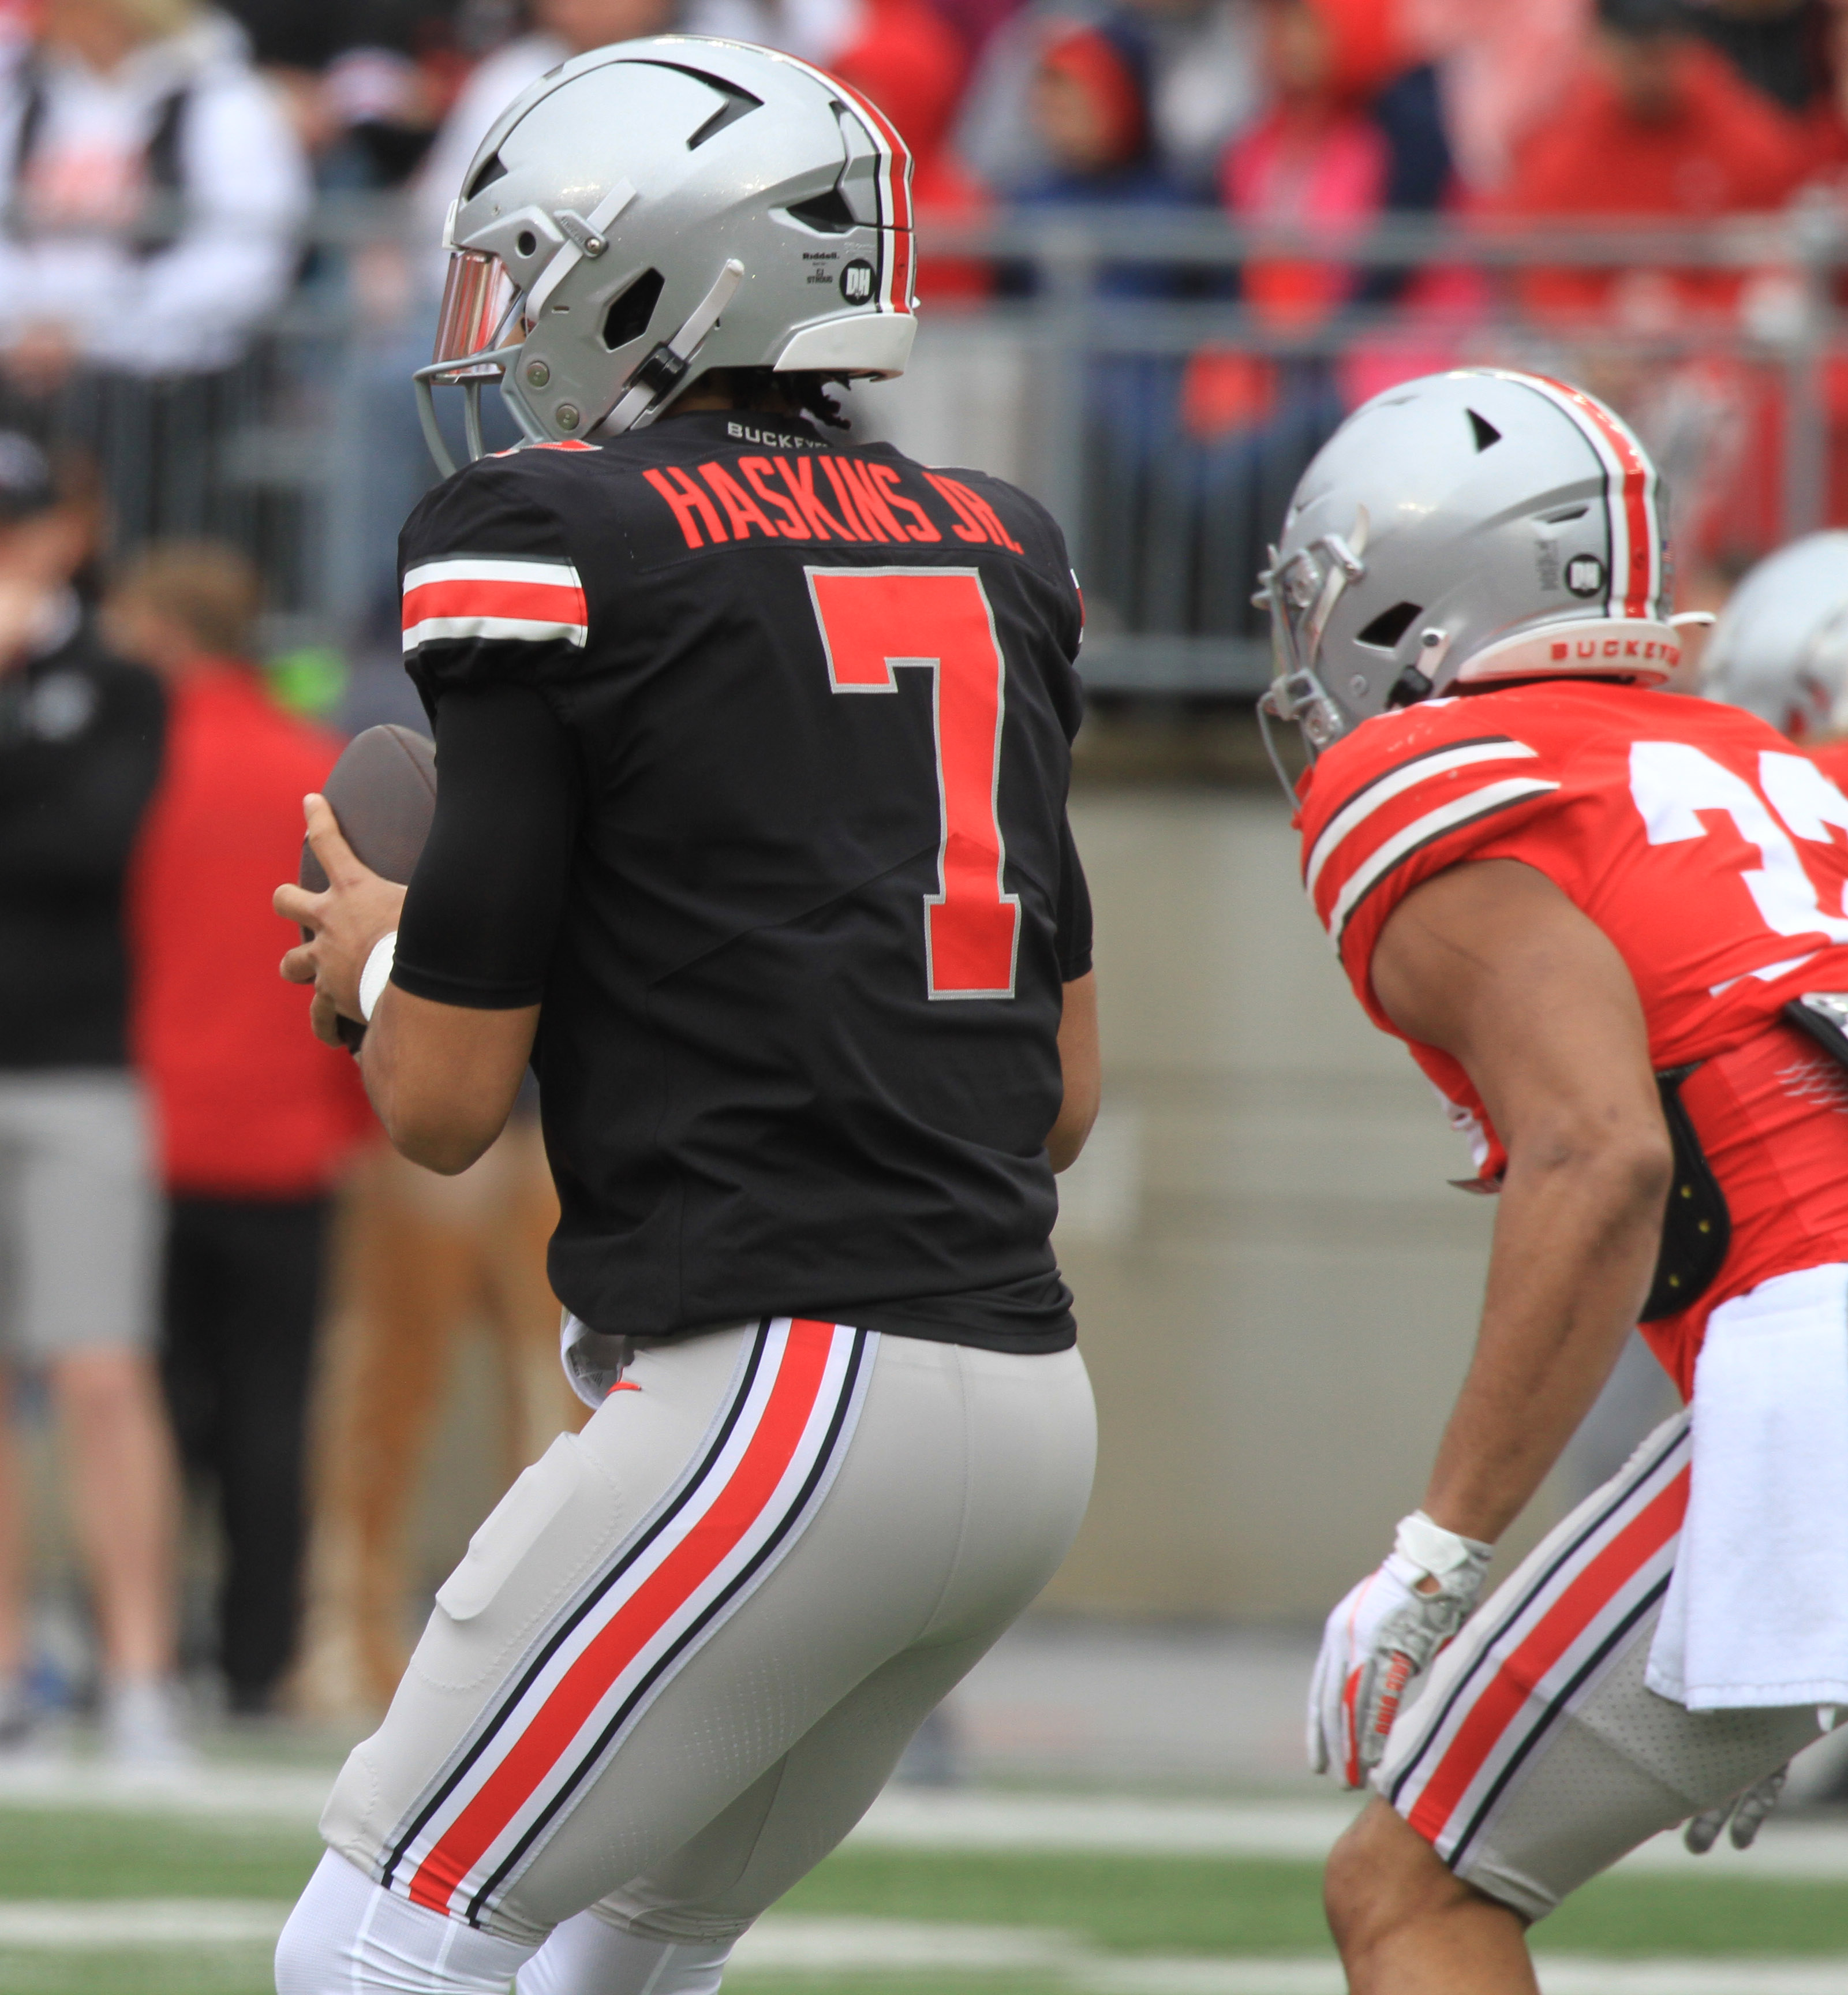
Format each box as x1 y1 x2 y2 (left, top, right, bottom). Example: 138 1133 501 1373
4 1799 1848 1994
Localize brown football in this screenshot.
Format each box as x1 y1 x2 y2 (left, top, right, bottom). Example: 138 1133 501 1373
298 723 437 1049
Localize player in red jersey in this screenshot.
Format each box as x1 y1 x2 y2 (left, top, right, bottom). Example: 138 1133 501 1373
1701 529 1848 791
271 38 1098 1995
1265 368 1848 1991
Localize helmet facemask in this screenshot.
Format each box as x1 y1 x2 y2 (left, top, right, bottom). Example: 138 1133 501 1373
1255 508 1370 788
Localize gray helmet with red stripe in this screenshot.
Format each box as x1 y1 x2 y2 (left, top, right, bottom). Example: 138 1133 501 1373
1701 532 1848 740
415 35 915 473
1259 369 1693 759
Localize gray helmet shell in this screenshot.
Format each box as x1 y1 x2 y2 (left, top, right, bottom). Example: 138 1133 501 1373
422 36 916 461
1701 532 1848 740
1260 369 1681 753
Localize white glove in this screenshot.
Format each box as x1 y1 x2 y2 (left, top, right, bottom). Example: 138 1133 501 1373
1685 1766 1786 1854
1308 1510 1492 1788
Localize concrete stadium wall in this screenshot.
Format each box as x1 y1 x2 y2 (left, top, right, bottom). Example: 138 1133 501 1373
1043 786 1565 1621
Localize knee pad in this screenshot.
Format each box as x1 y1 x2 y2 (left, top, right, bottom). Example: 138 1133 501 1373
516 1911 734 1995
276 1850 537 1995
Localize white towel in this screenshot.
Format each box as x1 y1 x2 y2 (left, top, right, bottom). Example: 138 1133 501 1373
1648 1263 1848 1710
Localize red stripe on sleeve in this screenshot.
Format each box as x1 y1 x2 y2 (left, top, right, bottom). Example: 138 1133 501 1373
402 577 586 633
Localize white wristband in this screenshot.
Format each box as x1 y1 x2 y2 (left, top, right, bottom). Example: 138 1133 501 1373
358 930 398 1023
1394 1509 1491 1579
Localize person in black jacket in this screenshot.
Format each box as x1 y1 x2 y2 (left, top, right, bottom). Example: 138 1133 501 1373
0 434 187 1762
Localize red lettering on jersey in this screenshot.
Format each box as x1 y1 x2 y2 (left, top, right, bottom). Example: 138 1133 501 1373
773 455 852 540
818 457 882 541
869 463 941 544
738 457 809 540
831 459 907 543
923 472 1024 554
644 466 727 550
698 463 780 541
924 472 987 544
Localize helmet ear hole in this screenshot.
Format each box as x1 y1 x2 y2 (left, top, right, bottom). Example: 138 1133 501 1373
1356 600 1423 649
603 269 666 351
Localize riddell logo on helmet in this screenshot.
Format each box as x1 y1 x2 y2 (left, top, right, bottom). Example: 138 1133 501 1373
1550 637 1681 666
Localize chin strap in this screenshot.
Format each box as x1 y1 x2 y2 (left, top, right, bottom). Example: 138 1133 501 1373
600 260 746 435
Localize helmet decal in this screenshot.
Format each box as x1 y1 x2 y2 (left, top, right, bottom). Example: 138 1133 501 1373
776 55 914 315
1518 372 1662 623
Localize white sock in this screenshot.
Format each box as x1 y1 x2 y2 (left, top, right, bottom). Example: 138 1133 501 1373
276 1850 538 1995
517 1911 734 1995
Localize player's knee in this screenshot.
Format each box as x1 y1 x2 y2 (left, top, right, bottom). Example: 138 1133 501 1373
1325 1800 1471 1960
276 1850 535 1995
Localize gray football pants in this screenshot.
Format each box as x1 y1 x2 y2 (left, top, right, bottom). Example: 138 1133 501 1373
279 1316 1095 1985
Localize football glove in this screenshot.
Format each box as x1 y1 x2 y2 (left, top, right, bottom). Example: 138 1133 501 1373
1684 1766 1786 1854
1308 1511 1493 1788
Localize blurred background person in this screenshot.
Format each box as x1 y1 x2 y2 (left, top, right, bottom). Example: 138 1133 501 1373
1500 0 1810 325
956 0 1262 199
0 0 310 560
109 540 372 1718
0 434 185 1762
299 1104 583 1715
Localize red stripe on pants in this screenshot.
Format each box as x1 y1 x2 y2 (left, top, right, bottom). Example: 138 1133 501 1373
407 1320 840 1911
1408 1467 1688 1845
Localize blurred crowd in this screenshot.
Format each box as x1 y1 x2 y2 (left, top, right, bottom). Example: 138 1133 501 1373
0 0 1834 619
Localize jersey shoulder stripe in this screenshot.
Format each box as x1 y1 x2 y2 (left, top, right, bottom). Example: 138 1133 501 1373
1304 735 1540 896
1325 775 1562 943
402 554 588 656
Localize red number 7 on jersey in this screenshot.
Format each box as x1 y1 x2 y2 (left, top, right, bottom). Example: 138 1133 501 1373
806 567 1020 999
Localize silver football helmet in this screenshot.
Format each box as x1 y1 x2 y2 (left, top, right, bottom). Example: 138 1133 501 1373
1259 369 1703 766
1701 532 1848 741
417 35 916 473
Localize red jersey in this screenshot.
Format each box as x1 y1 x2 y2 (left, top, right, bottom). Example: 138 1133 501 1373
128 663 373 1197
1299 680 1848 1396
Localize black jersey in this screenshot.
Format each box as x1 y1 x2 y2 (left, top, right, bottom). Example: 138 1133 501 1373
394 409 1089 1353
0 624 165 1070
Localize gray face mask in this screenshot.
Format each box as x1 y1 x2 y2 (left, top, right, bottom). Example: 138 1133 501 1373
414 36 919 476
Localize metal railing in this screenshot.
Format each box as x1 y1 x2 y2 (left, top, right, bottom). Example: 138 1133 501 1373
47 197 1848 699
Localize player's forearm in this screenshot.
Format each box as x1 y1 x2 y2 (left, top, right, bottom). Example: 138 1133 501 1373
1047 971 1100 1172
1420 1127 1670 1545
360 985 538 1175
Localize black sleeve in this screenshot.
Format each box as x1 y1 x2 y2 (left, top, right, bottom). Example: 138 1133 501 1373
391 681 581 1009
1055 810 1093 982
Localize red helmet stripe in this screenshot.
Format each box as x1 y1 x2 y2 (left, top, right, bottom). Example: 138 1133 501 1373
778 55 914 315
1520 373 1660 622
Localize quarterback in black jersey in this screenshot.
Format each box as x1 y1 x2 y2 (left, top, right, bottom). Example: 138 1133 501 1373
275 39 1098 1995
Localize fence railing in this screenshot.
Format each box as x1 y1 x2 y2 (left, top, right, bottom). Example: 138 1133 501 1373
59 198 1848 700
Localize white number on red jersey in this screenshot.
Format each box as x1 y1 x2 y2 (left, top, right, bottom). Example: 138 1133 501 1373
1629 742 1848 958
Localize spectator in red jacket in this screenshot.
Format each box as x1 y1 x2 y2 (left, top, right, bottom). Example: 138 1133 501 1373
1501 0 1812 325
113 541 373 1716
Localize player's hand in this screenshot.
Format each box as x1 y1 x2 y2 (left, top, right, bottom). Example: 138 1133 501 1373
1308 1511 1492 1787
1685 1766 1786 1854
275 794 406 1034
